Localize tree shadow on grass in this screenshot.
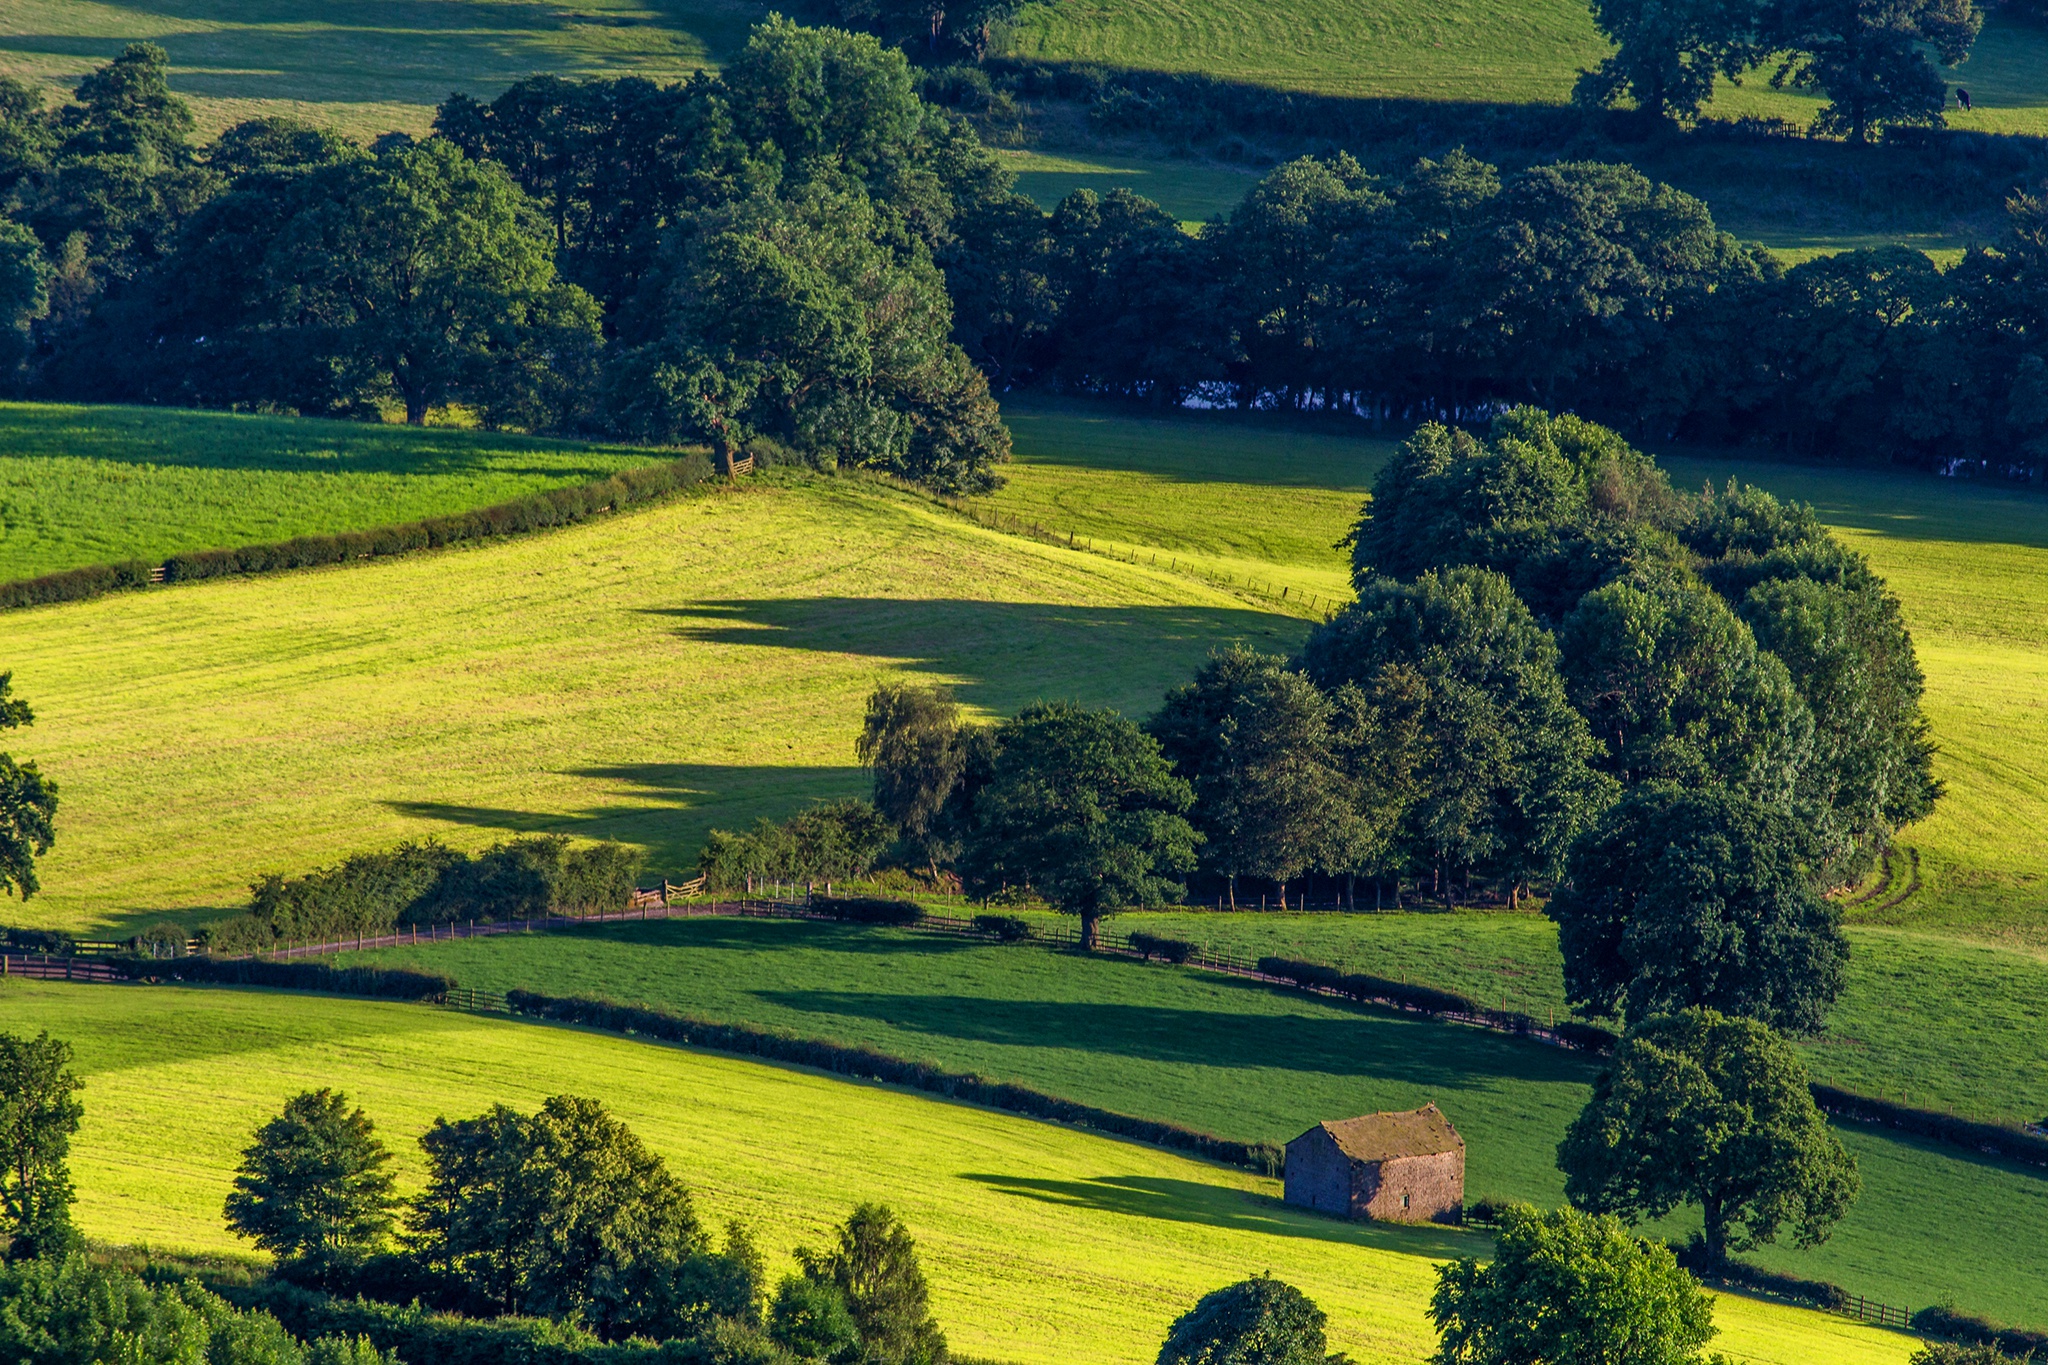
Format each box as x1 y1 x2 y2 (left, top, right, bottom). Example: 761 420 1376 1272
752 988 1596 1091
959 1172 1482 1258
643 597 1305 714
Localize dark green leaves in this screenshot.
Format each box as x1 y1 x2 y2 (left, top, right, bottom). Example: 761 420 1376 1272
225 1089 399 1281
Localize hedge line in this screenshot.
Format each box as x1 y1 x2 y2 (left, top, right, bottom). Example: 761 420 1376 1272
113 956 452 999
1126 931 1195 964
505 989 1284 1174
1812 1084 2048 1169
1673 1243 1850 1312
971 913 1033 941
0 454 713 612
1254 955 1620 1053
1911 1305 2048 1356
809 894 923 926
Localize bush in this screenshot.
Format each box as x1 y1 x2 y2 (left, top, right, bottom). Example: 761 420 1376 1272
1257 956 1478 1016
129 922 191 959
1126 931 1195 964
1672 1242 1848 1310
117 957 453 1000
503 990 1278 1173
1812 1085 2048 1169
0 927 75 955
970 914 1032 942
810 895 922 926
0 559 153 611
696 800 895 891
1912 1305 2048 1357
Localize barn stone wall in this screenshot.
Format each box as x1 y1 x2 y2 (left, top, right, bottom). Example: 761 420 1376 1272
1282 1128 1353 1216
1358 1149 1464 1224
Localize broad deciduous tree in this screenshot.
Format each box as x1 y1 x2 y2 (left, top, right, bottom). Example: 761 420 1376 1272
225 1089 399 1282
962 701 1198 947
1429 1205 1719 1365
1547 784 1848 1033
0 675 56 903
1157 1275 1337 1365
1558 1009 1859 1263
0 1030 82 1260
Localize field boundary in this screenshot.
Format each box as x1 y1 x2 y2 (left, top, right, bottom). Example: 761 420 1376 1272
0 452 714 613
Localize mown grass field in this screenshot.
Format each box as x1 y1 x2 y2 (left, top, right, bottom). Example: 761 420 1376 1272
0 976 1931 1362
0 403 675 581
995 149 1261 228
0 466 1304 932
0 0 760 141
333 916 2048 1326
1003 0 2048 135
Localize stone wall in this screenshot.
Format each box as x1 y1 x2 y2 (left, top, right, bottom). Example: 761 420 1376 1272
1358 1148 1464 1224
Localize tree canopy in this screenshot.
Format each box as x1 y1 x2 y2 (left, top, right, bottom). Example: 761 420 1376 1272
0 674 56 902
961 701 1199 946
1557 1008 1859 1263
1429 1204 1720 1365
1156 1275 1340 1365
225 1089 399 1282
0 1030 81 1260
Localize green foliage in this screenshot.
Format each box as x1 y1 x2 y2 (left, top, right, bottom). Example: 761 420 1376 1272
1574 0 1763 118
1428 1205 1720 1365
1155 1275 1337 1365
224 1090 400 1281
1299 567 1613 895
1768 0 1983 142
794 1203 946 1365
410 1093 710 1336
1546 784 1848 1033
1909 1345 2035 1365
770 1273 861 1360
0 1030 80 1260
0 674 56 902
857 682 971 872
697 800 897 891
961 701 1199 944
1558 1009 1859 1263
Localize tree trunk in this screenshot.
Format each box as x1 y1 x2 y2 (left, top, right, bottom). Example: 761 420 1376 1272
1228 874 1237 910
1702 1195 1727 1264
1080 909 1100 951
1276 879 1286 911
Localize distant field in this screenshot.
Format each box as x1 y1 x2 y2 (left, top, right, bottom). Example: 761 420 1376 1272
996 149 1261 227
1003 0 2048 136
0 403 669 581
0 978 1911 1365
1112 909 2048 1130
0 0 762 141
0 470 1304 932
338 916 2048 1326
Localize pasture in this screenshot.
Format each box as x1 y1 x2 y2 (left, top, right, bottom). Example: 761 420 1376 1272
335 916 2048 1326
0 0 757 141
0 976 1928 1363
0 403 672 581
0 467 1305 932
1003 0 2048 136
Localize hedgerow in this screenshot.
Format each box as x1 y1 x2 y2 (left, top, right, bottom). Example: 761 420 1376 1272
504 989 1285 1175
1126 931 1196 963
810 895 924 926
111 956 453 999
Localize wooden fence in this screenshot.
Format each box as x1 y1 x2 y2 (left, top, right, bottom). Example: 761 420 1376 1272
1 953 122 982
1841 1295 1912 1330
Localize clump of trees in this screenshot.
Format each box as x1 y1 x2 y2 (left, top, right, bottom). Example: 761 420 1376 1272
0 32 1011 492
225 1086 950 1360
203 835 641 953
1576 0 1982 142
1156 1275 1349 1365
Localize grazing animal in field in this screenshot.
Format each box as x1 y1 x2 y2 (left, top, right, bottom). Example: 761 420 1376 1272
1956 86 1973 111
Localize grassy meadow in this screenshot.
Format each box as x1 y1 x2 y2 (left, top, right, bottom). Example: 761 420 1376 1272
0 976 1933 1363
0 403 679 581
0 0 761 141
332 916 2048 1325
1003 0 2048 136
0 467 1305 932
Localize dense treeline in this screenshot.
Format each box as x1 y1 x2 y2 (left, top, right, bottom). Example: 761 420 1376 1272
3 25 2045 480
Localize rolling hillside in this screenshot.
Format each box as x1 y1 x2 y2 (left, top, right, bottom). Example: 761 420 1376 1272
0 977 1921 1365
0 467 1305 933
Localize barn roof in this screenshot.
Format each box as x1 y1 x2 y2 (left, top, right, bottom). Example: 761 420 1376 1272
1309 1104 1462 1161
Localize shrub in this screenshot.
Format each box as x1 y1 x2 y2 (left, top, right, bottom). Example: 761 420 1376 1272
697 800 896 891
0 927 75 954
1911 1305 2048 1358
118 957 453 1000
1672 1242 1848 1311
129 922 191 959
971 914 1032 942
1126 931 1195 964
0 560 153 611
811 895 922 926
1257 956 1478 1016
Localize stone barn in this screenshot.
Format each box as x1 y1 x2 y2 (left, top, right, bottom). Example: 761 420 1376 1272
1282 1104 1464 1224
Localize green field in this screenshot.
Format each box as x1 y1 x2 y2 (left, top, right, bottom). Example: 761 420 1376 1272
329 916 2048 1325
1003 0 2048 136
0 466 1304 932
1109 910 2048 1130
0 976 1931 1363
0 0 761 141
0 403 673 581
995 149 1262 228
